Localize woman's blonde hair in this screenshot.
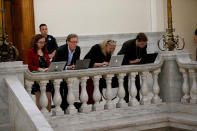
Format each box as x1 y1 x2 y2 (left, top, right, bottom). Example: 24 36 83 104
100 39 116 56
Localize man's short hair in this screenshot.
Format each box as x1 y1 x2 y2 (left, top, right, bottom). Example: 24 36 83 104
195 28 197 36
66 34 78 43
39 24 47 29
136 32 148 42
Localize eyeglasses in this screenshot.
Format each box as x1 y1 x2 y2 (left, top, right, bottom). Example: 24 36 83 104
107 40 117 44
37 41 46 44
69 41 78 44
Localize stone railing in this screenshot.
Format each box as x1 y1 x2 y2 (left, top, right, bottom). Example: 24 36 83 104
176 53 197 104
24 54 164 116
4 76 53 131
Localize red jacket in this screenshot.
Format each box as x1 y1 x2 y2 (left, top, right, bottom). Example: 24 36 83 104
27 48 50 72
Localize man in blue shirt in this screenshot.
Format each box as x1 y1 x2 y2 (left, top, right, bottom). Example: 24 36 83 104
53 34 81 110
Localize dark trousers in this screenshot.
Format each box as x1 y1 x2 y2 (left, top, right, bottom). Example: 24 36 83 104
124 75 140 102
60 80 82 111
60 81 68 110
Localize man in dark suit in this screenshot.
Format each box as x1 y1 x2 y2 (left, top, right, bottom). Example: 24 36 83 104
40 24 58 59
53 34 81 111
118 32 148 102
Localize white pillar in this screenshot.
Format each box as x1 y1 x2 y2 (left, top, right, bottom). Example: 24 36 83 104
140 71 151 105
151 69 162 104
128 72 139 106
25 80 34 97
65 78 77 114
53 79 64 115
189 69 197 104
104 74 115 110
79 76 91 113
39 80 49 115
180 68 190 103
92 75 103 111
116 73 127 108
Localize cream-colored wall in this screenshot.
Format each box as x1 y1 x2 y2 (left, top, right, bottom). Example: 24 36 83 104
163 0 197 60
33 0 164 36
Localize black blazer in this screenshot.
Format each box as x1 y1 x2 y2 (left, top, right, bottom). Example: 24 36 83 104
52 44 80 66
84 44 111 68
118 39 147 65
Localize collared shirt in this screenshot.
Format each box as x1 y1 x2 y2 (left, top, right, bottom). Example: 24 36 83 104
67 46 75 66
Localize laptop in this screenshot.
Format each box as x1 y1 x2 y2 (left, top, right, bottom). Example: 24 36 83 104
139 53 158 64
109 55 124 67
47 61 66 72
74 59 90 70
98 55 124 68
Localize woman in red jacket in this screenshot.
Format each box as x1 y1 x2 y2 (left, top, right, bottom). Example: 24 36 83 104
27 34 53 111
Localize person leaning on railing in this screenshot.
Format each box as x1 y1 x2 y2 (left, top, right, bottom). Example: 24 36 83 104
27 34 54 112
79 39 117 104
194 28 197 61
52 34 81 111
118 32 148 102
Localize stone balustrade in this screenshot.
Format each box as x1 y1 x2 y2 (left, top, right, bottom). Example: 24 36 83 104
24 54 164 116
176 54 197 104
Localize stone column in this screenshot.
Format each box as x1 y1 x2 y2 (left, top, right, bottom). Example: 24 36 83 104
189 69 197 104
151 69 162 104
92 75 103 111
158 52 184 102
180 68 190 103
53 79 64 115
104 74 115 110
79 76 91 113
116 73 127 108
39 80 49 115
66 78 77 114
128 72 139 106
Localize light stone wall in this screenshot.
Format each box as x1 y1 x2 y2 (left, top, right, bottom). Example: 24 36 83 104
33 0 164 36
5 76 53 131
0 61 27 131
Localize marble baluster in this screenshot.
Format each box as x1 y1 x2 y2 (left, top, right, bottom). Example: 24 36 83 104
39 80 49 115
116 73 127 108
128 72 139 106
53 79 64 115
104 74 115 110
66 78 77 114
151 69 162 104
140 71 151 105
189 69 197 104
25 80 34 97
92 75 103 111
79 76 91 113
180 68 190 103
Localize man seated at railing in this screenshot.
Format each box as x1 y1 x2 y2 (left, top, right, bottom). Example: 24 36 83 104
27 34 54 111
81 39 117 104
118 32 148 102
194 28 197 61
52 34 81 111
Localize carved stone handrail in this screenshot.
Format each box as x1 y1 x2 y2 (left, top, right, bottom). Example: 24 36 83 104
24 54 164 115
176 53 197 104
24 54 163 81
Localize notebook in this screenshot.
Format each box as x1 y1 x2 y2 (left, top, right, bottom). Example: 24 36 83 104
47 61 66 72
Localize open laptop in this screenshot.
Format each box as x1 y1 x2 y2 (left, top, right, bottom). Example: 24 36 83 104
139 53 158 64
47 61 66 72
98 55 124 68
109 55 124 67
74 59 90 70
